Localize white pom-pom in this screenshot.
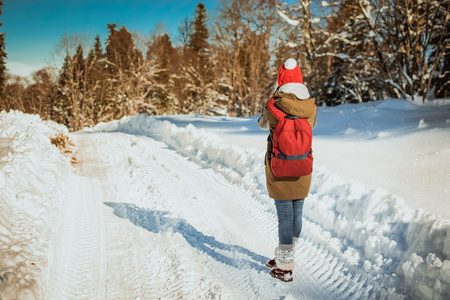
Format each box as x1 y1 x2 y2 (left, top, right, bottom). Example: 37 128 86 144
284 58 297 70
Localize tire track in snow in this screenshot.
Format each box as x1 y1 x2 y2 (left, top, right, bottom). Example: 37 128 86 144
47 137 107 299
121 137 281 299
78 133 157 299
81 132 241 299
102 134 263 299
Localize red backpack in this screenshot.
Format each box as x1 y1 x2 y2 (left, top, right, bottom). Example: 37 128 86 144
266 98 313 178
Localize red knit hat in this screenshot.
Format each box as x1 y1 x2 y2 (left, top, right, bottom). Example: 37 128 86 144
277 58 303 86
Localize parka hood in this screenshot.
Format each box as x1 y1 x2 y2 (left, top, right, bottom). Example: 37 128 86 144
278 83 310 100
273 93 316 119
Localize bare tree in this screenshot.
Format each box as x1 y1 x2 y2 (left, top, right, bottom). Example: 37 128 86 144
214 0 276 116
25 68 58 119
2 74 28 112
177 18 192 50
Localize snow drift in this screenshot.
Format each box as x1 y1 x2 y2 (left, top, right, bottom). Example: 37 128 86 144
0 111 72 299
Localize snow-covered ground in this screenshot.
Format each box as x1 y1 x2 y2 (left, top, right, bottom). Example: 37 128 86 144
1 99 449 299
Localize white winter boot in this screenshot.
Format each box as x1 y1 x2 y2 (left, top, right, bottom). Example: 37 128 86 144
270 244 294 282
266 238 299 269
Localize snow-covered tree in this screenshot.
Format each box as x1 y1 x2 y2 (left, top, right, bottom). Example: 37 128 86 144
346 0 449 102
105 24 150 117
189 2 210 74
84 35 108 124
276 0 449 104
274 0 333 102
321 0 389 105
54 45 85 131
213 0 276 116
146 33 177 114
429 0 450 99
182 2 215 115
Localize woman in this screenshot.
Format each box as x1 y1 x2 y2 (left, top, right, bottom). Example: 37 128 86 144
258 58 317 282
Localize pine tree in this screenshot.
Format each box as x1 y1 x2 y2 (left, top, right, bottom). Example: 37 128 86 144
105 24 147 117
188 3 209 62
181 3 213 115
147 33 177 114
0 1 7 99
188 3 213 83
93 34 104 60
106 24 142 76
54 54 72 127
54 43 86 131
86 34 107 123
73 44 85 90
105 24 133 116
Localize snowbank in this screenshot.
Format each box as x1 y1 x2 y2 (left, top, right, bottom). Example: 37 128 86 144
91 115 267 193
308 167 450 299
159 99 450 218
92 110 450 299
0 111 72 299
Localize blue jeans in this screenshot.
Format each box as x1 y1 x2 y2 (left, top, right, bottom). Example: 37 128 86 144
274 199 305 245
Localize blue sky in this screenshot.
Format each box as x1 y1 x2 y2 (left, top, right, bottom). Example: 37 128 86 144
2 0 218 76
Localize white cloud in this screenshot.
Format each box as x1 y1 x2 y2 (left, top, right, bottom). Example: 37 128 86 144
6 61 47 77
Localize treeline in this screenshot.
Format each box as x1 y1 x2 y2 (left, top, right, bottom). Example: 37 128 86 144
0 0 448 131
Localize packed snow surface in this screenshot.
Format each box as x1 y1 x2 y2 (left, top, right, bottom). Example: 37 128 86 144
1 99 449 299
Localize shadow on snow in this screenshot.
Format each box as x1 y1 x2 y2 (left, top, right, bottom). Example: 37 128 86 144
104 202 268 272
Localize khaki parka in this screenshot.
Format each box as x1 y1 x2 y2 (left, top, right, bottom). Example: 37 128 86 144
258 92 317 200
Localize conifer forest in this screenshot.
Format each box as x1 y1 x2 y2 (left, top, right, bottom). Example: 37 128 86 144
0 0 449 131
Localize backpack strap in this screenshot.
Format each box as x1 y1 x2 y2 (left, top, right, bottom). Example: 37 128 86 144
266 98 286 121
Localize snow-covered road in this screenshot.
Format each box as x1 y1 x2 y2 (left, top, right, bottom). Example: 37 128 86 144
2 101 449 299
50 131 336 299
